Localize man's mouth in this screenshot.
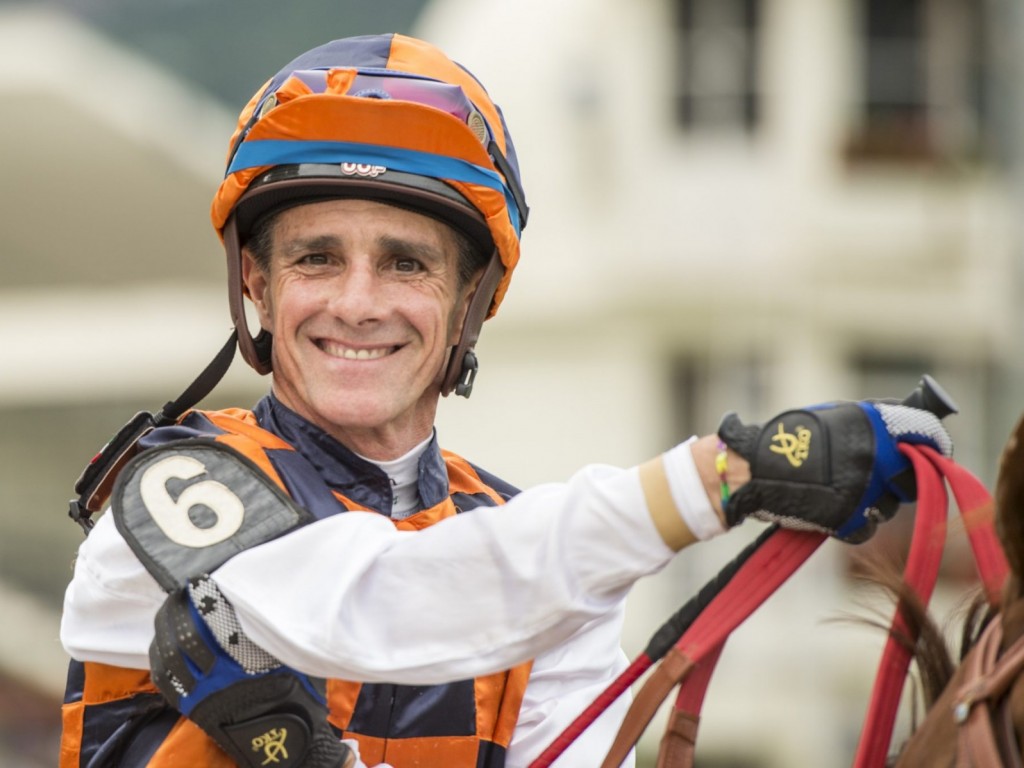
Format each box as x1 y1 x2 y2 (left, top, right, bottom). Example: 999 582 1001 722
318 340 400 361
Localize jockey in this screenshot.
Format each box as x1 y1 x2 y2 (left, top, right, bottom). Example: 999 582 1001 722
59 32 955 768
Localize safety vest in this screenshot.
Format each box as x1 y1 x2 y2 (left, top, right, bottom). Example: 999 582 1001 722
61 396 532 767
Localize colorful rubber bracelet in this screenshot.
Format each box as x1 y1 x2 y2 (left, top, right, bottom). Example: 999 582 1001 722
715 441 730 507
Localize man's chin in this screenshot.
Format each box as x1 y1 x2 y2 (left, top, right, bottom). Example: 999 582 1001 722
309 389 412 431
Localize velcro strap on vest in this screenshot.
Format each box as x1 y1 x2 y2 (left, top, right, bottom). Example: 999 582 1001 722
112 439 314 591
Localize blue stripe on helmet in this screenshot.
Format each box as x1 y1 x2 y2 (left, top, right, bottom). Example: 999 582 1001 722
227 139 522 237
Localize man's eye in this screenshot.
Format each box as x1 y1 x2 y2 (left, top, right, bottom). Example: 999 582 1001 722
300 253 330 266
394 258 422 273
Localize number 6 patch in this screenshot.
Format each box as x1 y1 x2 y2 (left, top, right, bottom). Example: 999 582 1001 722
112 440 314 592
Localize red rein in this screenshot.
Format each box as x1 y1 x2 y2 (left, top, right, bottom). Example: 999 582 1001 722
530 445 1009 768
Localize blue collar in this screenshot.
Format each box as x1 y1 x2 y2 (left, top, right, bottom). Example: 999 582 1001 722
253 394 451 515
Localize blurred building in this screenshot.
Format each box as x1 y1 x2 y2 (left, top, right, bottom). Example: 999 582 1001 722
421 0 1024 765
0 7 260 765
1 1 1022 766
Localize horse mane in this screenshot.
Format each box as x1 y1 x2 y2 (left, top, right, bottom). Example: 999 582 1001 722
867 412 1024 766
849 553 997 712
996 419 1024 609
867 410 1024 704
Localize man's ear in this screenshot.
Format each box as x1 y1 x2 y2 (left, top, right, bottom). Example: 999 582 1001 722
448 268 485 344
241 248 273 332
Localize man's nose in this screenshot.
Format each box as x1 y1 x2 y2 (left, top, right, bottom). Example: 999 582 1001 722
327 263 384 324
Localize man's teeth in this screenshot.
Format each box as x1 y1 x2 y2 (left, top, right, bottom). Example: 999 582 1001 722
325 343 392 360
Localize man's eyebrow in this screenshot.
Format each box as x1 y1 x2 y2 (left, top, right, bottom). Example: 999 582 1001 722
377 234 447 264
275 232 449 263
279 234 343 256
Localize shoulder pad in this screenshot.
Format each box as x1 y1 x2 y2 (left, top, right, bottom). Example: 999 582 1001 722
111 439 314 591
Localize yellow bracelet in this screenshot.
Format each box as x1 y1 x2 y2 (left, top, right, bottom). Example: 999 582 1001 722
715 440 730 507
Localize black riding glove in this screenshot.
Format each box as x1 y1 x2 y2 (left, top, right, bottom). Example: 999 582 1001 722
718 400 953 543
150 575 354 768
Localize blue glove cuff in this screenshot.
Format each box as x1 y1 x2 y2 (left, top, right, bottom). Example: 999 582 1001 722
175 590 325 716
832 404 910 540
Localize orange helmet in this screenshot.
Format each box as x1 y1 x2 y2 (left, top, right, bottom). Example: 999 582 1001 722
211 33 528 396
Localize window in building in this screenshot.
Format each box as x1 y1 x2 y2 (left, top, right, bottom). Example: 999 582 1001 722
669 353 769 440
673 0 762 133
847 0 989 163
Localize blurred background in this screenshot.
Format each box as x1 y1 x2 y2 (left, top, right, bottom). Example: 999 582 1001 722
2 0 1023 765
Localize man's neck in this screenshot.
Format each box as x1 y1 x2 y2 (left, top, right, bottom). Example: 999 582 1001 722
354 433 433 519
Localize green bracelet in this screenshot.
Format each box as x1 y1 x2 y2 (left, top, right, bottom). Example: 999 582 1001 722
715 440 730 507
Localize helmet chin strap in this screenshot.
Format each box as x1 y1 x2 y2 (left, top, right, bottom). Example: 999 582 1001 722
225 218 273 374
441 251 504 398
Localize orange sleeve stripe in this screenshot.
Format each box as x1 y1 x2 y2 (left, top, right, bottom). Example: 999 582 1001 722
326 678 362 731
80 662 158 702
476 664 532 746
59 702 84 768
147 719 234 766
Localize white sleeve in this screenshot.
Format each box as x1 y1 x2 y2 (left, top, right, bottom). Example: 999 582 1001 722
506 601 635 768
60 510 165 669
214 463 675 683
62 444 714 687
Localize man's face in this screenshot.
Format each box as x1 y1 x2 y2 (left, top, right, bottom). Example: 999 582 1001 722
242 198 476 459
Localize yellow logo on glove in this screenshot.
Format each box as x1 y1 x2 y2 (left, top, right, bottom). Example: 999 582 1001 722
252 727 289 764
770 423 812 468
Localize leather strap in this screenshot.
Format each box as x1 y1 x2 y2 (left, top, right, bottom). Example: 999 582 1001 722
655 710 700 768
440 251 504 397
600 648 695 768
657 644 722 768
596 529 823 768
997 696 1024 768
528 527 779 768
527 655 652 768
68 332 239 532
956 622 1024 766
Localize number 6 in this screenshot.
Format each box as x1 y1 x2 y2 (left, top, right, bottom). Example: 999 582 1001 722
139 455 245 547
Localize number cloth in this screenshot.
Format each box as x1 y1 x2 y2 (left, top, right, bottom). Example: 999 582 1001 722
111 440 315 591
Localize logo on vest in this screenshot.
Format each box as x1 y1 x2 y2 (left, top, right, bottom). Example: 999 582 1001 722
252 727 289 765
339 162 387 178
769 423 812 468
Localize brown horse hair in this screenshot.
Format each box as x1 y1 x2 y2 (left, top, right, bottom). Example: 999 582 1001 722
996 423 1024 588
845 553 995 711
845 558 1004 768
874 413 1024 764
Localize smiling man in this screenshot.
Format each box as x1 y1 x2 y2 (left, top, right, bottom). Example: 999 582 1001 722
244 198 482 459
59 33 954 768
